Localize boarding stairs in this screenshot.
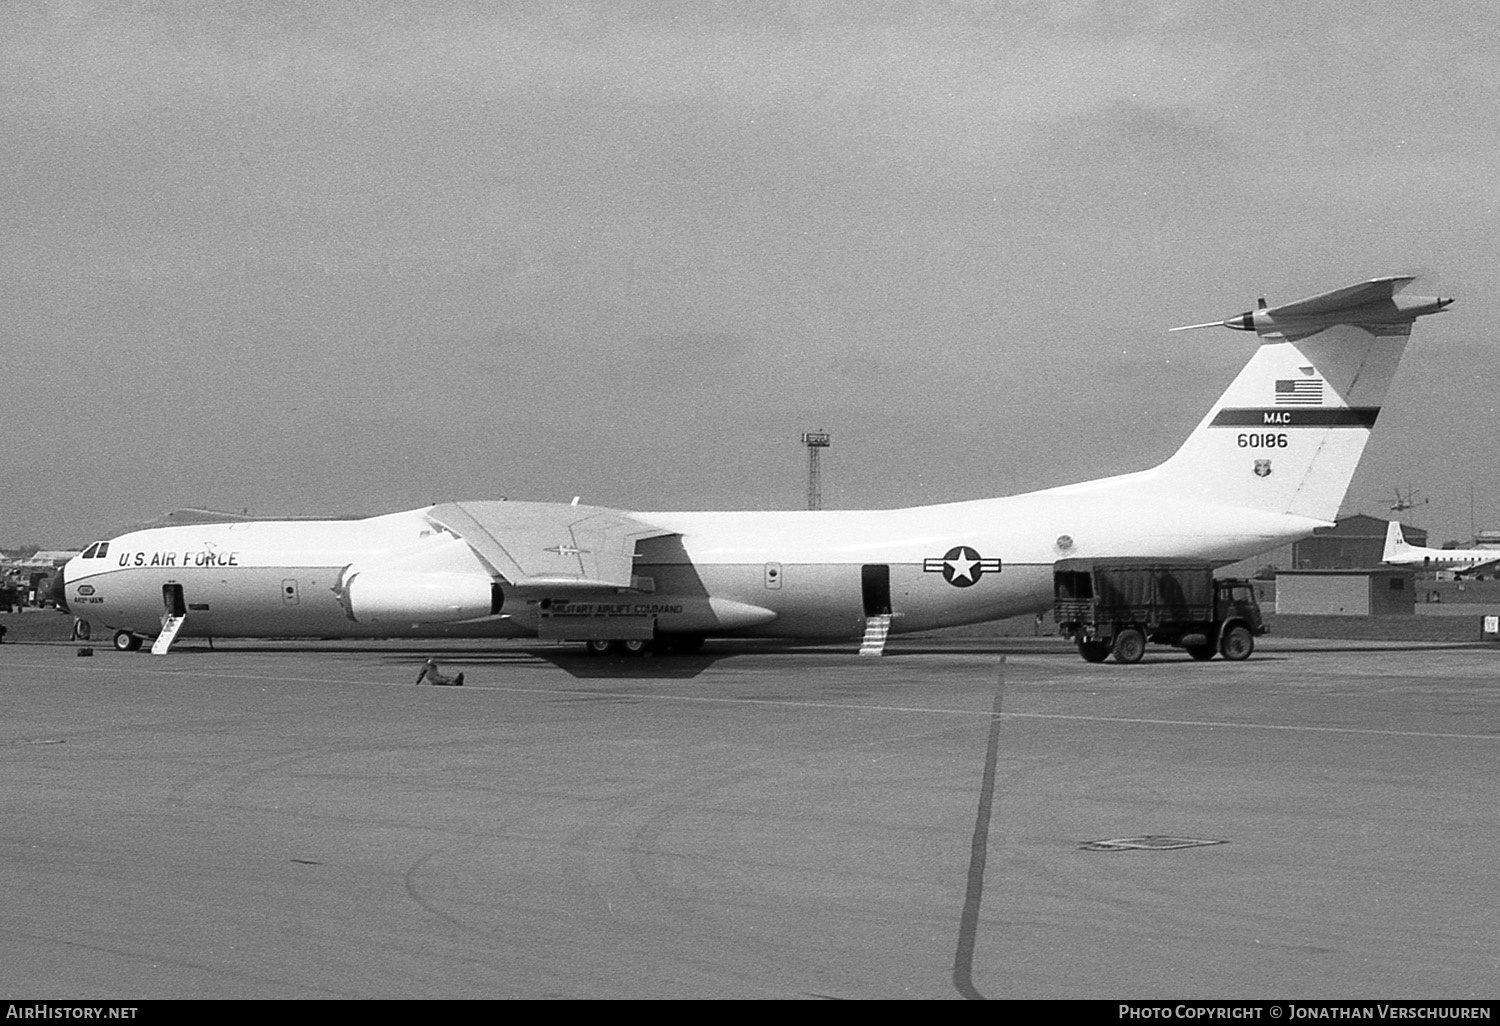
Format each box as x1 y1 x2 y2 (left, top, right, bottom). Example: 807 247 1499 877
151 613 187 655
858 613 892 657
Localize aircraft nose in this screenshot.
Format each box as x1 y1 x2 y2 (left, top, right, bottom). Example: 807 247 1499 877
49 562 70 614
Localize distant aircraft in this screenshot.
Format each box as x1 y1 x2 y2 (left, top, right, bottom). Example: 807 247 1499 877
1382 520 1500 576
1389 485 1428 513
56 275 1452 657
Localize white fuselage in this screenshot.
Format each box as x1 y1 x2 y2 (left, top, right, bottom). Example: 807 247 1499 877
1384 545 1500 572
62 475 1321 643
60 274 1449 648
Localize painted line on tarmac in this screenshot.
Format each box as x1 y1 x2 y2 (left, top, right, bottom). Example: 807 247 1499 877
953 657 1003 1001
2 658 371 689
11 658 1500 742
416 683 1500 743
996 709 1500 742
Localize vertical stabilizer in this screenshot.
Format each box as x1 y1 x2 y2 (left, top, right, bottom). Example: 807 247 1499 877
1383 520 1409 562
1148 278 1451 522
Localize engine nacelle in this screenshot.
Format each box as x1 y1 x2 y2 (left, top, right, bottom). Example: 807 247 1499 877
343 570 500 624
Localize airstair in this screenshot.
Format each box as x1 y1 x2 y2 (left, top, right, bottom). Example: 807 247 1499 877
858 613 892 656
151 613 187 655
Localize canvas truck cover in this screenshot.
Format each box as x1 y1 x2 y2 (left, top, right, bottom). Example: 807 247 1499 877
1054 559 1215 621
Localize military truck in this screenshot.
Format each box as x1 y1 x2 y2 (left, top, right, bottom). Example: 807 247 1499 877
1053 559 1266 664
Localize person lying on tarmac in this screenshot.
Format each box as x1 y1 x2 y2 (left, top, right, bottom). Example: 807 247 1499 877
416 658 464 686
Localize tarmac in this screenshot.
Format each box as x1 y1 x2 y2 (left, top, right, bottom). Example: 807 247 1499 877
2 626 1499 999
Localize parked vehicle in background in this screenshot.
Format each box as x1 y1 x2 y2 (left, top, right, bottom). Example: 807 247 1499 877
1053 559 1266 664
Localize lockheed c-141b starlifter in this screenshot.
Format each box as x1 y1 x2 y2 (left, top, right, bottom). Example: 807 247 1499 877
55 275 1452 656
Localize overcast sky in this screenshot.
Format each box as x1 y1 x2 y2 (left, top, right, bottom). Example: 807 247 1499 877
4 0 1497 548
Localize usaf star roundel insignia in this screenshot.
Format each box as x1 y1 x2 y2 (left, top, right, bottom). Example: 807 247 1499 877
923 546 1002 588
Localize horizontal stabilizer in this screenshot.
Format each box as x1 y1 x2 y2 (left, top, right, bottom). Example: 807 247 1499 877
1172 275 1452 341
1268 276 1416 318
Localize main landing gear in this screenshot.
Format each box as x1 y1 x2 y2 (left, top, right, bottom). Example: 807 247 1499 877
584 638 648 657
582 635 706 656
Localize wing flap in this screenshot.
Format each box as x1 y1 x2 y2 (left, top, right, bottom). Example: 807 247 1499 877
427 500 675 590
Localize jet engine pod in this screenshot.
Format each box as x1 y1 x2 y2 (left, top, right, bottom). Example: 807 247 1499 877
343 570 499 624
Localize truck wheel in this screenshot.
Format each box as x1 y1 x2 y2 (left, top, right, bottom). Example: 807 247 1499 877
1077 639 1109 663
1185 642 1216 661
1112 629 1145 664
1219 626 1254 661
584 639 615 656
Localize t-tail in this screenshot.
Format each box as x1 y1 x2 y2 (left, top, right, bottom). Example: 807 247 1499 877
1139 276 1452 522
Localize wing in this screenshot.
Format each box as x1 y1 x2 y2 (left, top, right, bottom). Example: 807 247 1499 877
1456 556 1500 577
426 500 675 591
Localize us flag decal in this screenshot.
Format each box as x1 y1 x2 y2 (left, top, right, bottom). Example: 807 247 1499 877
1275 378 1323 405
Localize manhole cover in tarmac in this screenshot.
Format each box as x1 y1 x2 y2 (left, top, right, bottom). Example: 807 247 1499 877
1081 835 1226 852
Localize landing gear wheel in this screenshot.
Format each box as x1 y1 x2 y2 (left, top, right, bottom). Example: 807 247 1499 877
1185 643 1216 661
113 630 142 652
584 639 614 656
1111 629 1146 664
1077 639 1109 663
1219 625 1254 661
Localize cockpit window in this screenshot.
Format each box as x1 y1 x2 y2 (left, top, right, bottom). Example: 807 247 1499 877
82 543 99 559
96 542 109 558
